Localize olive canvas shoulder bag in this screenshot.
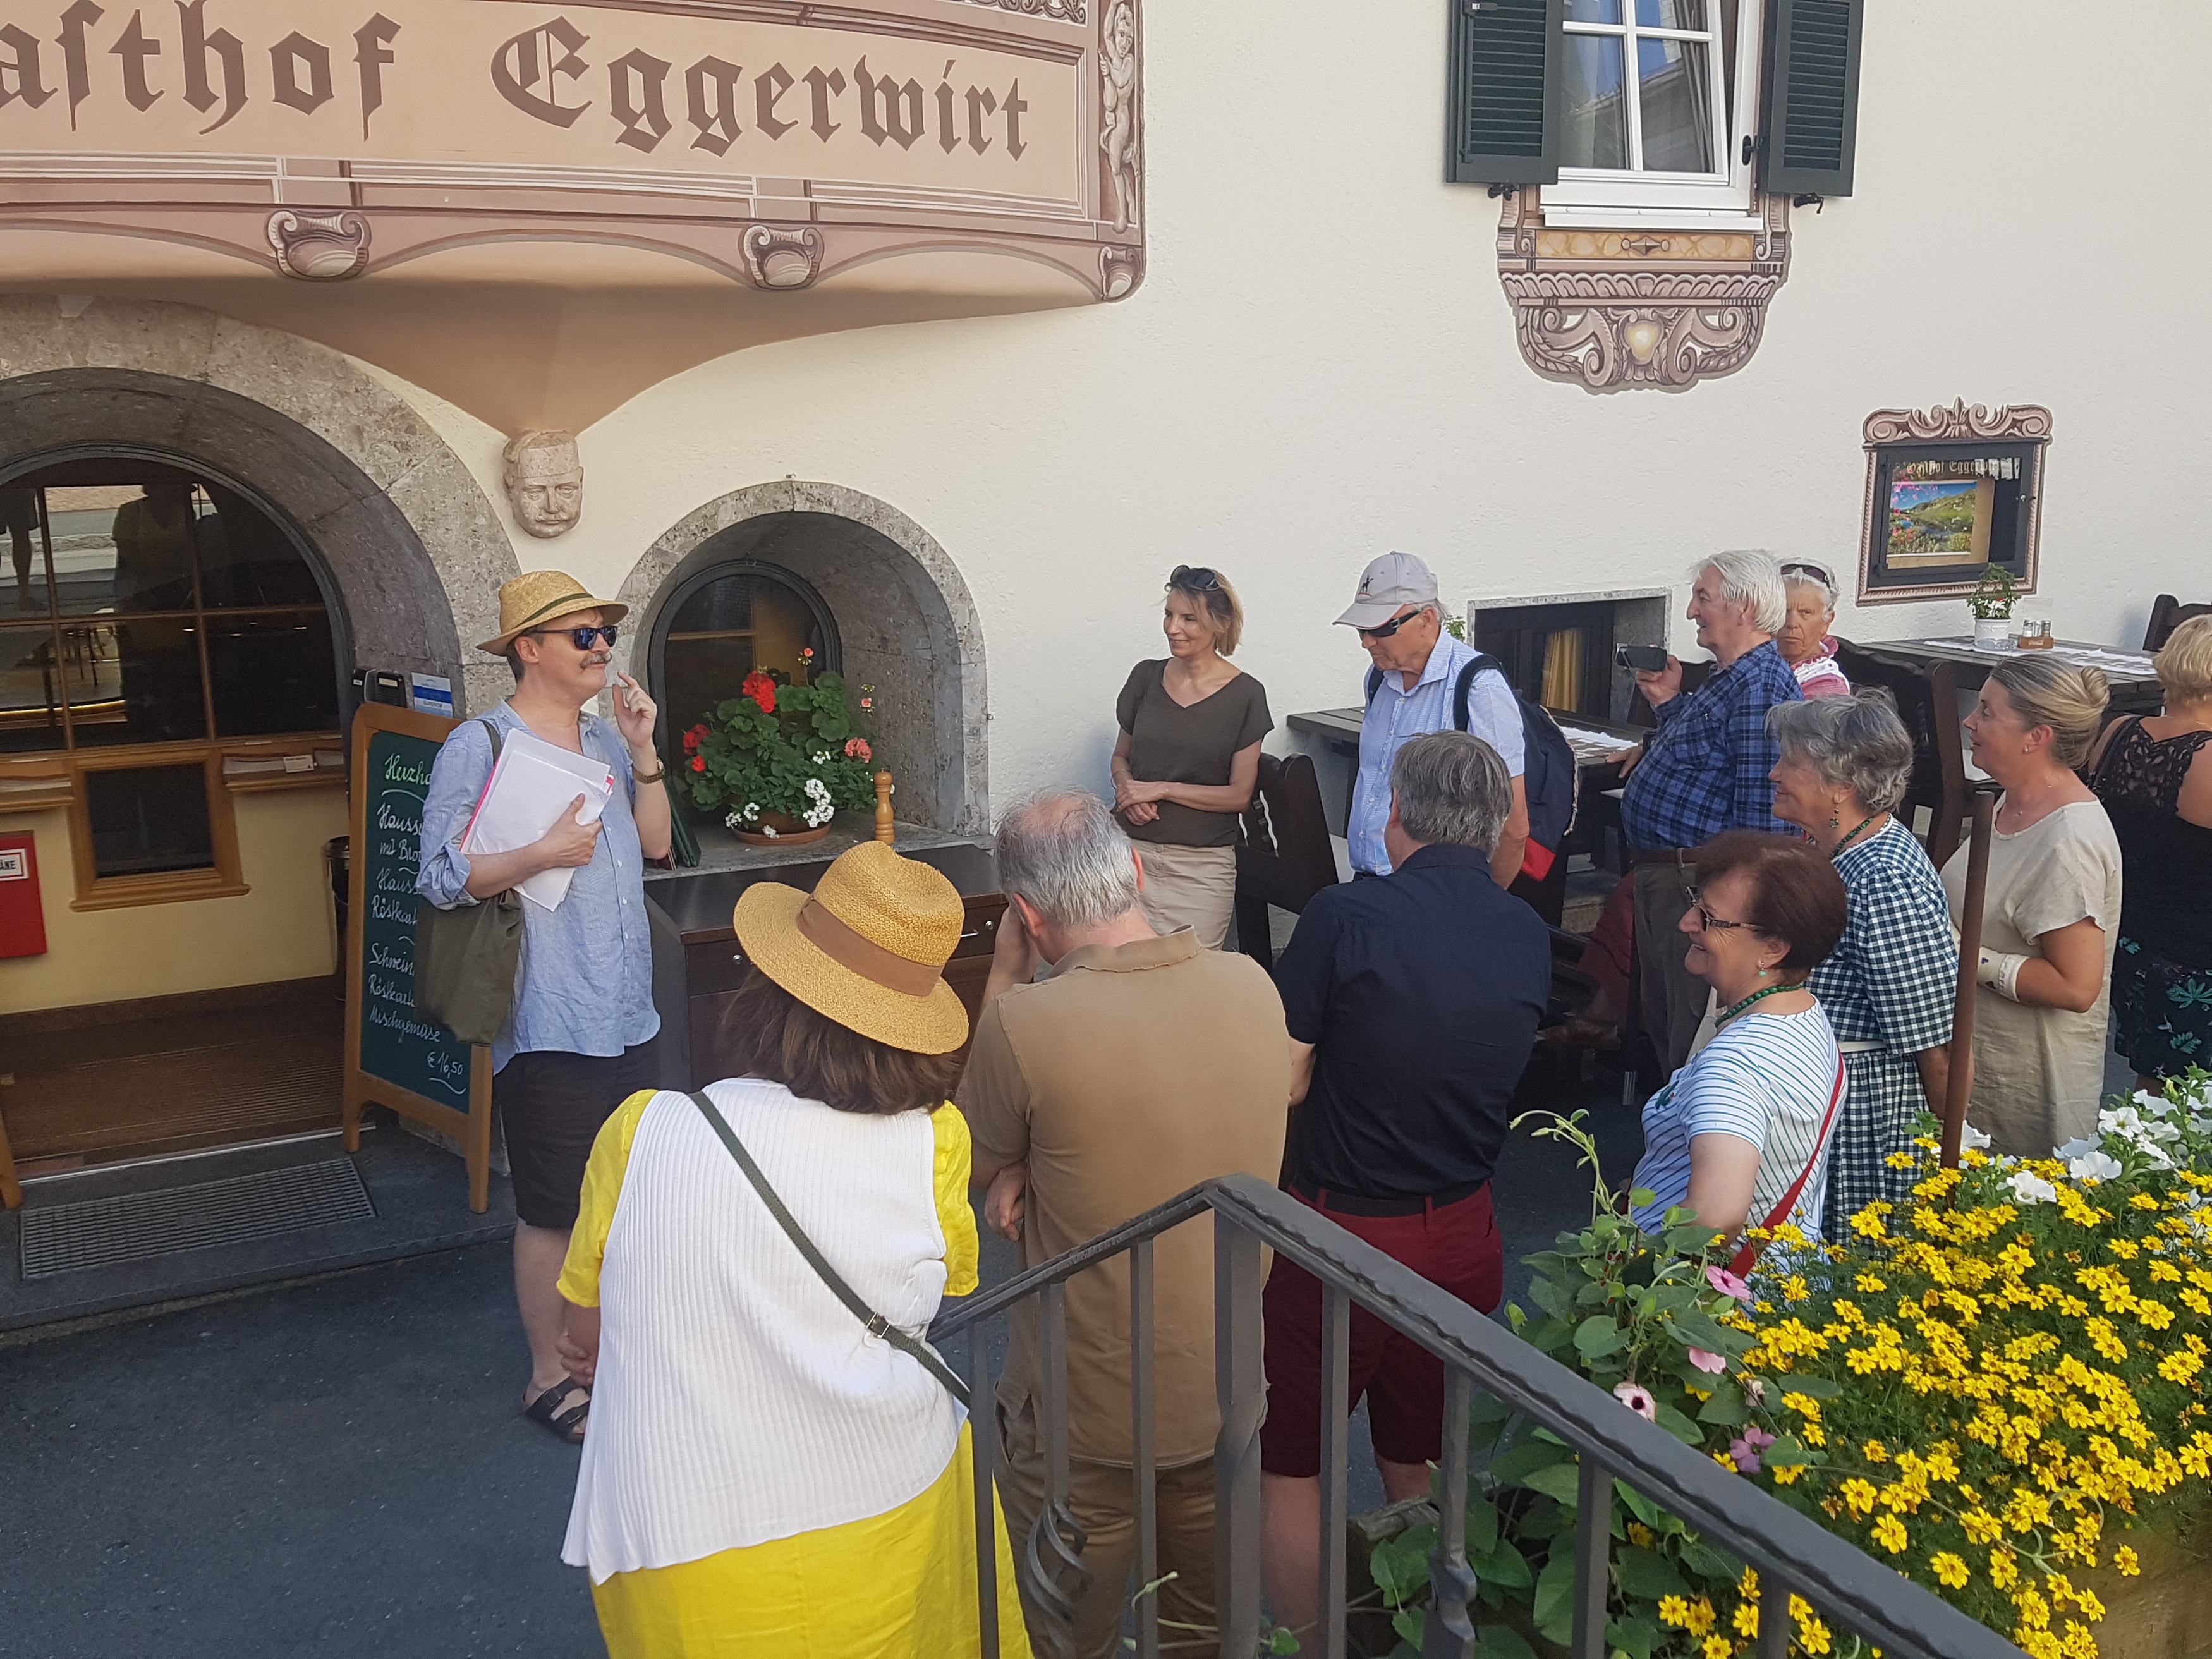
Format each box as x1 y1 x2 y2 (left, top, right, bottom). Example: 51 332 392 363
413 719 524 1047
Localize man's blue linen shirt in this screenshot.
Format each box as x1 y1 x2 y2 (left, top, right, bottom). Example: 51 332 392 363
1350 634 1525 876
1619 639 1802 851
416 702 660 1074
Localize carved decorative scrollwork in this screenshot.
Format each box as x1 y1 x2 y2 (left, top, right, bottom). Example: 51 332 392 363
266 210 370 281
1862 400 2054 446
1099 243 1143 301
740 225 824 291
958 0 1088 19
1495 190 1790 392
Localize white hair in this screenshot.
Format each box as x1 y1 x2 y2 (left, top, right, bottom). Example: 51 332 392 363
1696 549 1787 635
1780 561 1839 611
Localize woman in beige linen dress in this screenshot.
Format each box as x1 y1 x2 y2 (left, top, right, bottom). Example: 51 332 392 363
1940 656 2122 1156
1111 565 1272 948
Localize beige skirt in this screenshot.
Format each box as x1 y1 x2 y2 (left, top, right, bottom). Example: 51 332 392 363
1133 840 1238 951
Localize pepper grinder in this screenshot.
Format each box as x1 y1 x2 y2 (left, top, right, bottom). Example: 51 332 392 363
874 770 895 845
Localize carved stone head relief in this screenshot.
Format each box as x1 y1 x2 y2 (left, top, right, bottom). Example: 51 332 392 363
502 430 584 538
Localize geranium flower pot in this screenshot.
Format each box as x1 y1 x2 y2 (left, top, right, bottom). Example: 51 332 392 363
732 811 831 846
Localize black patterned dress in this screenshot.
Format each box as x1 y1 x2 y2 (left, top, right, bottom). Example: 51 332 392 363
2090 717 2212 1079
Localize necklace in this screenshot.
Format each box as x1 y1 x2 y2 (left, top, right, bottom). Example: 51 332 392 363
1829 813 1881 858
1715 981 1797 1026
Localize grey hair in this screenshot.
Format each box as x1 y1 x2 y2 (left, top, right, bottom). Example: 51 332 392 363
1781 563 1839 611
1766 691 1915 815
1391 731 1510 853
1696 549 1788 635
994 787 1144 931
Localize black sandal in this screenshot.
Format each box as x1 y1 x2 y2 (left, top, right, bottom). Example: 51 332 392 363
524 1377 590 1445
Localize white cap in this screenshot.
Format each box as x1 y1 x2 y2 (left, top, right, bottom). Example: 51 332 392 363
1335 551 1440 629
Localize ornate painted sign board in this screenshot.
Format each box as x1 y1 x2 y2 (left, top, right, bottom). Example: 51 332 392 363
0 0 1144 428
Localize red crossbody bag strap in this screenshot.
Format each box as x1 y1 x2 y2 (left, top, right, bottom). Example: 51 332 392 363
1727 1055 1849 1279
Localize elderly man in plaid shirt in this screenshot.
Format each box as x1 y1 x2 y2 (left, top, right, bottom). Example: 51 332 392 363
1617 550 1803 1072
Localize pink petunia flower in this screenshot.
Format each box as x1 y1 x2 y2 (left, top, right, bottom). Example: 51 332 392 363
1705 1266 1753 1303
1728 1425 1775 1474
1613 1382 1657 1421
1687 1347 1727 1375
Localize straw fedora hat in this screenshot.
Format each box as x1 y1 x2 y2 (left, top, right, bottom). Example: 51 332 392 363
733 842 971 1055
477 569 629 655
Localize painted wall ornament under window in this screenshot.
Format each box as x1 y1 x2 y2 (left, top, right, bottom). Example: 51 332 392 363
1494 191 1792 392
502 431 585 540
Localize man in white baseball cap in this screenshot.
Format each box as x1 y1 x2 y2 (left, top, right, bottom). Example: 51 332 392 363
1337 552 1528 886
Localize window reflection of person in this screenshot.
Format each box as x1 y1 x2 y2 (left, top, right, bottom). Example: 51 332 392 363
2 487 36 605
109 483 202 741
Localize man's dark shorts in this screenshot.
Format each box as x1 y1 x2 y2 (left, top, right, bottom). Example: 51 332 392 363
493 1042 659 1229
1260 1182 1503 1478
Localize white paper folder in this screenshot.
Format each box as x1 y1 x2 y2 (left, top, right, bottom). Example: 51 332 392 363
461 729 614 911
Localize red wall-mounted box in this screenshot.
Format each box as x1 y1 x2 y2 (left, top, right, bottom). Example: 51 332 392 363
0 831 49 957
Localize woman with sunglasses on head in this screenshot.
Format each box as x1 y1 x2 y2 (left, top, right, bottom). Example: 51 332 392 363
1110 565 1272 948
1943 657 2120 1156
1626 832 1847 1255
1776 562 1850 698
418 570 672 1445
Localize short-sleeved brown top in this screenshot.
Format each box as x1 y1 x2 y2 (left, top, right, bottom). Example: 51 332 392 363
1115 660 1273 848
956 931 1290 1467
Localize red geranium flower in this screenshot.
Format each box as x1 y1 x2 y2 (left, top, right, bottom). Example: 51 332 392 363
740 671 777 714
682 727 701 751
844 738 872 762
690 756 706 772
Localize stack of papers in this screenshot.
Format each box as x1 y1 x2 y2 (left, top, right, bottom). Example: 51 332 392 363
462 729 614 911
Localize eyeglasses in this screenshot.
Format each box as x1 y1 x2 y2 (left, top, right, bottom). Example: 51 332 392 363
1686 890 1754 933
1356 607 1430 641
1169 565 1220 592
1779 561 1835 590
527 624 619 650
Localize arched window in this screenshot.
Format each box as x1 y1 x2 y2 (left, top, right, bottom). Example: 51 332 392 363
0 457 342 902
650 561 838 746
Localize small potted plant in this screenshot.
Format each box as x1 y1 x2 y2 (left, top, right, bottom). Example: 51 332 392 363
1966 566 2019 648
678 669 878 846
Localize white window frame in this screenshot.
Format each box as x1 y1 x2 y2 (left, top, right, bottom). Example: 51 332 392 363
1543 1 1765 231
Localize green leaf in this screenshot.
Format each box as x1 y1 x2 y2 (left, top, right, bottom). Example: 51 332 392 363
1393 1608 1426 1646
1470 1536 1535 1590
1761 1433 1814 1469
1614 1480 1663 1530
1678 1538 1742 1583
1490 1437 1574 1488
1652 1401 1704 1445
1627 1188 1657 1208
1521 1462 1583 1506
1265 1628 1301 1655
1532 1550 1578 1638
1574 1317 1628 1360
1370 1528 1436 1607
1528 1275 1576 1320
1608 1614 1662 1659
1477 1622 1541 1659
1524 1317 1575 1354
1664 1310 1746 1353
1772 1373 1841 1401
1695 1387 1753 1427
1466 1493 1500 1557
1612 1544 1691 1602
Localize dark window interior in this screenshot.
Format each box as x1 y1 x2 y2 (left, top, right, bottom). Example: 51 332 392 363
1475 600 1618 719
652 562 838 746
85 762 216 878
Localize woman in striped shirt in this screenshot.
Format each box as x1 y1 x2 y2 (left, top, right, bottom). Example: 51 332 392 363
1627 832 1848 1248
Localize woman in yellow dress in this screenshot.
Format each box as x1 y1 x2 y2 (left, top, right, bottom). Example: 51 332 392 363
555 841 1031 1658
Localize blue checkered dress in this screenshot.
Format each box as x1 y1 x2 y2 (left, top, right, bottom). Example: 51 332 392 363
1808 821 1957 1237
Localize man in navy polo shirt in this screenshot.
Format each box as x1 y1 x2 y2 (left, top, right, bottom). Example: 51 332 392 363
1258 730 1550 1639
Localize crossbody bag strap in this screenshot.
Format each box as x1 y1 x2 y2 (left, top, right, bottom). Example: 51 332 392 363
1728 1055 1849 1279
687 1091 970 1407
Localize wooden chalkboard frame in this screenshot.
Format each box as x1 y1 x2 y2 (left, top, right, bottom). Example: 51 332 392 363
341 703 494 1213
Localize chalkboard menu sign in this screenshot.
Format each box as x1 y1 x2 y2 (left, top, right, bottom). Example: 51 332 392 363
342 703 494 1212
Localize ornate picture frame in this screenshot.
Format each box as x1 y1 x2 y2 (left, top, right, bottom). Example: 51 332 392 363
1855 401 2053 604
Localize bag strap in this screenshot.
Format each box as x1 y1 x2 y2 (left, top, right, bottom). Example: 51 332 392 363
478 716 503 758
1728 1055 1849 1279
687 1091 971 1407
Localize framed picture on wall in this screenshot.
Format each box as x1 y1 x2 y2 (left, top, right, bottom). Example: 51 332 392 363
1884 474 1994 568
1856 401 2051 604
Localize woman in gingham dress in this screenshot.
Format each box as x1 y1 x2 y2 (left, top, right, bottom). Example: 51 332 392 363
1768 696 1957 1237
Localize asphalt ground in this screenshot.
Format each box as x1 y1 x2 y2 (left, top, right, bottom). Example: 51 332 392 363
0 1065 1643 1659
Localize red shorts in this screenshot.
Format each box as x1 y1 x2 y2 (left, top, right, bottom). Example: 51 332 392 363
1259 1182 1504 1478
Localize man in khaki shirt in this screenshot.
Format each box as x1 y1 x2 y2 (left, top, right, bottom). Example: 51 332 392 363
960 787 1288 1659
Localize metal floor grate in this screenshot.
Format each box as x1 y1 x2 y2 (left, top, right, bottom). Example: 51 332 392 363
20 1159 376 1280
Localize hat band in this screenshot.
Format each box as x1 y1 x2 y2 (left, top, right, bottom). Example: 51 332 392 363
507 590 597 635
795 896 944 999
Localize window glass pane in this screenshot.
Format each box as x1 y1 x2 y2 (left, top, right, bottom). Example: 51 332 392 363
85 763 214 878
195 485 325 608
1560 35 1629 169
48 483 199 616
1638 35 1715 171
0 624 67 753
1636 0 1706 28
66 616 207 746
661 570 832 737
208 612 340 736
0 489 49 623
1565 0 1622 20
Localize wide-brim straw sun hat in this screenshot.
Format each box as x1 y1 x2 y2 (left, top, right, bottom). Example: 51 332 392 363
732 841 971 1055
477 569 629 655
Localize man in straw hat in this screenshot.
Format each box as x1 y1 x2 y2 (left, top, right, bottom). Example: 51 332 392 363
959 787 1290 1659
417 569 671 1443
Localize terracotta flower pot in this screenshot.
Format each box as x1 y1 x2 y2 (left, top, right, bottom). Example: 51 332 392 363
732 811 831 846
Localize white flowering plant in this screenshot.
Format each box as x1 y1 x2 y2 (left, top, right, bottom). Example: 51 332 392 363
676 670 878 834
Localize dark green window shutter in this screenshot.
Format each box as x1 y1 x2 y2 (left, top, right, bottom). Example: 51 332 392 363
1759 0 1864 197
1446 0 1564 186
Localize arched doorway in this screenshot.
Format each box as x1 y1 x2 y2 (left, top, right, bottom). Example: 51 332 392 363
615 483 988 836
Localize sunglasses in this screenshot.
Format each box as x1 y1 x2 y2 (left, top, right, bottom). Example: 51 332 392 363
527 624 619 650
1169 564 1220 592
1780 561 1835 589
1686 890 1755 934
1356 606 1430 641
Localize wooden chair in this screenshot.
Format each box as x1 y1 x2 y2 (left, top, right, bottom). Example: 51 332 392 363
2144 594 2212 653
1833 640 1971 869
1234 753 1340 972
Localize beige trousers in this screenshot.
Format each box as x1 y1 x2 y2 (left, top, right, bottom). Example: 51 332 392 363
1133 840 1237 951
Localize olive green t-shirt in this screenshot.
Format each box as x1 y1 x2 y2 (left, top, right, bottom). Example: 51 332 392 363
1114 660 1273 848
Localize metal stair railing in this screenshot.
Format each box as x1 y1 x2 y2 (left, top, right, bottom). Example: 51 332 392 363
930 1172 2024 1659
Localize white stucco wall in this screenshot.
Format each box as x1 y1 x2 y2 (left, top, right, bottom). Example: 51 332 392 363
371 0 2212 817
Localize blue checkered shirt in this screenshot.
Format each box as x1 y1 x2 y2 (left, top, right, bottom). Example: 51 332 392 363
1620 640 1802 849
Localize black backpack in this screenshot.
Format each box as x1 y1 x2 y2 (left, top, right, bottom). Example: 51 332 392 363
1364 652 1579 879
